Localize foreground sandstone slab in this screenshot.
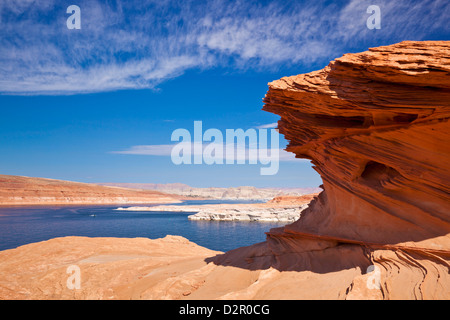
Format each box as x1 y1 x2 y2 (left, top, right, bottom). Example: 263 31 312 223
0 236 220 300
3 233 446 300
0 235 388 300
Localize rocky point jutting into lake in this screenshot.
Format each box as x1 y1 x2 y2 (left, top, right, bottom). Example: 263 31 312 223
116 194 317 222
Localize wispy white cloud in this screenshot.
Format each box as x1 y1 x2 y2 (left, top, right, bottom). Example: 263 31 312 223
0 0 448 94
112 144 175 156
111 142 300 162
255 123 278 129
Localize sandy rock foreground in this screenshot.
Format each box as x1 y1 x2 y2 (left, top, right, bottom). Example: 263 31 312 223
0 235 380 300
0 235 216 300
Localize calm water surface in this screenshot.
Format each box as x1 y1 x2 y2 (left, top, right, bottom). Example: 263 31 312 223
0 200 286 252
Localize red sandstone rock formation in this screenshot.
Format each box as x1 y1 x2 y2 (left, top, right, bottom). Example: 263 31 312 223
258 40 450 298
0 174 181 205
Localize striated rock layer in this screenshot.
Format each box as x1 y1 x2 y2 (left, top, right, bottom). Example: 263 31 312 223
0 175 181 205
258 40 450 299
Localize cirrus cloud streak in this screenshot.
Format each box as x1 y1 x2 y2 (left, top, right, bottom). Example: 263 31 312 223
0 0 448 95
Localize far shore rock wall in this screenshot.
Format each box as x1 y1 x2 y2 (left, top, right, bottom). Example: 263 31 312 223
99 182 321 200
0 175 181 205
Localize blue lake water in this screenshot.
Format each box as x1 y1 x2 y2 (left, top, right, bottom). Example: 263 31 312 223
0 200 287 252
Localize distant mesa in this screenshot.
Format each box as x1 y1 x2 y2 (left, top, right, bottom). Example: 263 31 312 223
99 182 321 200
0 174 181 206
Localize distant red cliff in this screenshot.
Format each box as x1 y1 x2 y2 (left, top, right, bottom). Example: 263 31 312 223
0 174 181 205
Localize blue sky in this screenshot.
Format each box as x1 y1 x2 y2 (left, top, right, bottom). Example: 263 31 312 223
0 0 448 187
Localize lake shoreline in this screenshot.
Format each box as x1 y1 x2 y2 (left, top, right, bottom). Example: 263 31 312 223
116 194 317 222
0 199 290 252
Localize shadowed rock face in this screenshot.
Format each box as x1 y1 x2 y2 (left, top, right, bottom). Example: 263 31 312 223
258 40 450 298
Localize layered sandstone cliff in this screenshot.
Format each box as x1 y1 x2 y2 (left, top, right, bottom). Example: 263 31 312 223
0 175 181 205
258 40 450 298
